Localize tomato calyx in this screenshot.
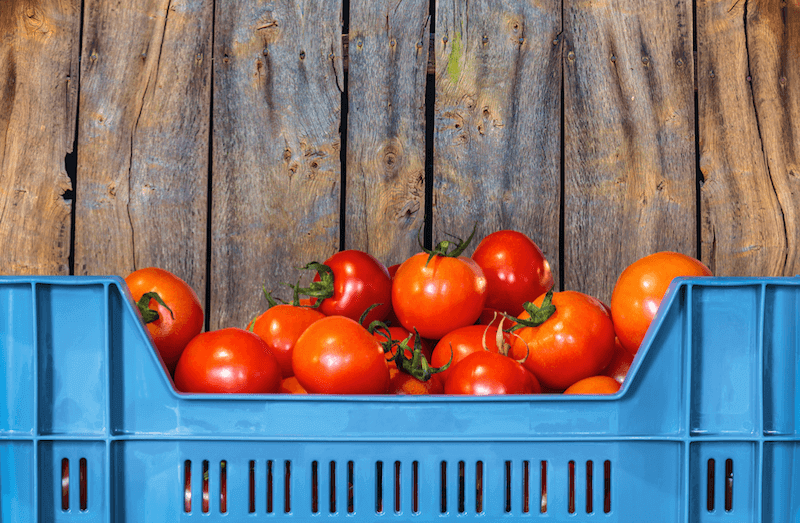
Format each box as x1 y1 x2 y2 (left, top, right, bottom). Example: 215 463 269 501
291 262 335 307
262 282 304 309
418 221 478 267
392 329 452 382
135 291 174 324
369 320 450 382
505 289 557 332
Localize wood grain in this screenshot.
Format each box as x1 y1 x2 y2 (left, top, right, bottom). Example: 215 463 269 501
345 0 429 266
563 0 697 302
434 0 562 282
698 0 798 276
75 0 212 304
0 0 80 275
212 0 343 329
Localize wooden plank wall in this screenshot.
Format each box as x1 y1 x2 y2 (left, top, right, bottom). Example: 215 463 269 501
1 0 798 331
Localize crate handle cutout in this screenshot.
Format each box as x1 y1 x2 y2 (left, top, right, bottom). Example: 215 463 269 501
604 460 611 513
249 460 256 513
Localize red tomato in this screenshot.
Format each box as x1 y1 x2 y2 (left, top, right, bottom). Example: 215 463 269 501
471 230 554 316
392 253 487 339
429 324 507 384
444 351 541 395
306 250 392 326
292 316 390 394
173 328 281 393
611 251 712 354
125 267 204 374
564 376 621 395
249 305 326 378
602 338 634 384
509 291 616 391
388 368 444 395
372 326 433 369
279 376 308 394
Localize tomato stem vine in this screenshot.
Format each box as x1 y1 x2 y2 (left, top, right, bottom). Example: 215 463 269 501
135 292 174 324
505 289 557 332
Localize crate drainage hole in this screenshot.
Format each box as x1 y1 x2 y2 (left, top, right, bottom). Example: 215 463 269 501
60 457 88 512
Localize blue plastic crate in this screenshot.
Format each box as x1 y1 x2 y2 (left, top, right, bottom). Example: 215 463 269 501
1 275 798 522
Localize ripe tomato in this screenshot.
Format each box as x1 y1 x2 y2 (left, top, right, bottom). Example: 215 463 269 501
249 304 326 378
173 328 282 393
602 338 633 384
509 290 616 391
372 325 433 369
444 351 541 395
429 324 507 384
471 230 554 316
301 250 392 326
564 376 621 395
125 267 204 374
388 368 444 395
279 376 308 394
292 316 390 394
392 253 487 339
611 251 712 354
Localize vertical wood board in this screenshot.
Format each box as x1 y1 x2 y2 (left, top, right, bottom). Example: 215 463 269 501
345 0 429 267
75 0 212 307
212 0 343 329
698 0 790 277
434 0 562 285
0 0 79 275
563 0 696 302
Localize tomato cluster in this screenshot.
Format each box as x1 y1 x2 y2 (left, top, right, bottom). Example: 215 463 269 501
125 228 712 396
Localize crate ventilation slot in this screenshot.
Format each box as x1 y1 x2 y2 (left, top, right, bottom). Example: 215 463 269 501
60 457 88 512
707 458 734 513
179 457 614 515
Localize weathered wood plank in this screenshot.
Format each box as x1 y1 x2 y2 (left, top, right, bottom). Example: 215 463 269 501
434 0 562 281
345 0 429 265
212 0 343 329
563 0 696 303
698 0 798 276
0 0 80 275
75 0 212 304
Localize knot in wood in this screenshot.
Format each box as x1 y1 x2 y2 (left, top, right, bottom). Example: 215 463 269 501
780 77 787 86
482 35 489 44
676 58 684 66
383 146 399 167
568 51 575 61
299 51 305 60
610 55 616 62
390 38 397 47
641 56 650 65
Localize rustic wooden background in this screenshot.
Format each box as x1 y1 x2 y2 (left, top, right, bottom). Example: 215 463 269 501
1 0 797 331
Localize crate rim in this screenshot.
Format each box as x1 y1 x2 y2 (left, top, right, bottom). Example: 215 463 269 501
4 274 797 403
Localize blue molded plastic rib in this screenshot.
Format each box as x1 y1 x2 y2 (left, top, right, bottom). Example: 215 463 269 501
0 275 798 522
